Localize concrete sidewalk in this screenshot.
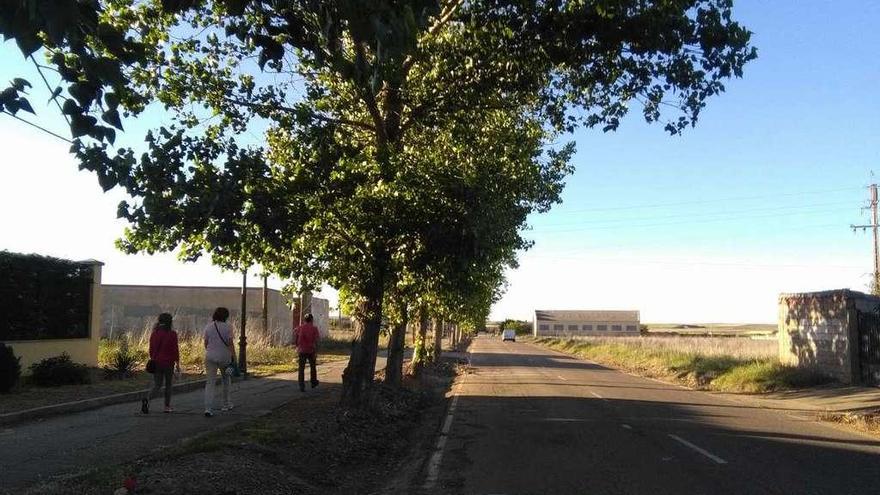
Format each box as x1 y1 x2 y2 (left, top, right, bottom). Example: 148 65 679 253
716 384 880 414
0 358 365 493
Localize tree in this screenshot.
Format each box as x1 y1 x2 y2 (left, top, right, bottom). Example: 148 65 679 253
3 0 756 406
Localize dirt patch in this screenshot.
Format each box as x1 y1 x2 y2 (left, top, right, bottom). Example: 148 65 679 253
24 360 459 495
818 410 880 437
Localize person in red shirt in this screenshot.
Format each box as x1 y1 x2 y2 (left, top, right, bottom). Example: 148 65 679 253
293 313 321 392
142 313 180 413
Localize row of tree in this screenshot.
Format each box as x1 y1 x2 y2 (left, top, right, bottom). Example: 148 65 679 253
1 0 755 406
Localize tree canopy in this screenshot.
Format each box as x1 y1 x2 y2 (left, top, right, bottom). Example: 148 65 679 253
1 0 756 404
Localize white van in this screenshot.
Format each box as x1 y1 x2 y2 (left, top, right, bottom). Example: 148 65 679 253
501 329 516 342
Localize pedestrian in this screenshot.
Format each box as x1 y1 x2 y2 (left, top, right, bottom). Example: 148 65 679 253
142 313 180 414
294 313 320 392
203 307 236 417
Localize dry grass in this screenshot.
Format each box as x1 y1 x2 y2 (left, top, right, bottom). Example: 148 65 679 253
535 336 832 393
567 335 777 360
817 411 880 437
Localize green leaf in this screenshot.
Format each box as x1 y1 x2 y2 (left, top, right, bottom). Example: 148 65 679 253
48 86 63 103
61 99 80 115
17 98 34 114
11 78 31 91
101 108 123 130
70 114 97 138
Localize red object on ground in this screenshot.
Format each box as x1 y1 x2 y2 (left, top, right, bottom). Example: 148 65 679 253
123 476 137 491
294 323 320 354
149 327 180 367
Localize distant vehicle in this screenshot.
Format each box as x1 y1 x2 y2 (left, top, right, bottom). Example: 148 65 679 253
502 329 516 342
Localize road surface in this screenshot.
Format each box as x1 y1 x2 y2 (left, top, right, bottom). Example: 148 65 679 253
424 335 880 495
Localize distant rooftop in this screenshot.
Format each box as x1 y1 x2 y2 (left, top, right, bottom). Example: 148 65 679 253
534 310 640 322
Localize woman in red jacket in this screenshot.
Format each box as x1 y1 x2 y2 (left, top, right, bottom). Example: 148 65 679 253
142 313 180 414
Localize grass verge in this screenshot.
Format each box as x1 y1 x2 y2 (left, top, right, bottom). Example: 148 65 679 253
533 337 833 393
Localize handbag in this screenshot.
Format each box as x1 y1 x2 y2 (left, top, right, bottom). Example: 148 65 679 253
214 322 241 377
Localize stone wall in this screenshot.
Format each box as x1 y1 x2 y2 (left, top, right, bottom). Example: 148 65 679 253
778 289 880 383
102 284 329 345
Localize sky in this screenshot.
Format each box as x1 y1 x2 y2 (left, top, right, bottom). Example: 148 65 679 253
1 1 878 324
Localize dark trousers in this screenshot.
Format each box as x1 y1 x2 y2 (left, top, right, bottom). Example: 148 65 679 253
149 364 173 406
298 352 317 390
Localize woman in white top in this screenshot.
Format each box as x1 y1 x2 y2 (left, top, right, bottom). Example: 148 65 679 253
203 307 235 417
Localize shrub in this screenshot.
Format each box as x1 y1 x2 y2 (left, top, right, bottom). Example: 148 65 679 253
103 341 146 379
29 353 91 386
0 343 21 393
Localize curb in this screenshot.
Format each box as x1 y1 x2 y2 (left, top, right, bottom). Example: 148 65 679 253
0 358 355 427
0 377 216 426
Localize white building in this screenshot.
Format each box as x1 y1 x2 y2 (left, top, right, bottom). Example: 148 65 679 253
533 310 641 337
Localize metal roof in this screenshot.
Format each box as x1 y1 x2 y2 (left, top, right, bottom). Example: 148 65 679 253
534 310 640 322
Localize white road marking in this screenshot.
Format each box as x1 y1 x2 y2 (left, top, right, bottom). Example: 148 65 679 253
589 391 607 401
423 388 462 489
621 424 633 430
556 374 568 381
668 434 728 464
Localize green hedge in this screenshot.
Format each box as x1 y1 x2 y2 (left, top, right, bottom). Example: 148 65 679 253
0 251 93 341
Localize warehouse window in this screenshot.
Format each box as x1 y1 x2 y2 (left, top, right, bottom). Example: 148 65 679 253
568 324 579 331
582 324 593 331
612 325 622 331
597 325 607 331
626 325 637 332
539 324 549 331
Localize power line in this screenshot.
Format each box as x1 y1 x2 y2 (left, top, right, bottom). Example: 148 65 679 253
1 110 72 144
531 207 852 233
536 200 856 228
551 186 862 214
520 255 866 270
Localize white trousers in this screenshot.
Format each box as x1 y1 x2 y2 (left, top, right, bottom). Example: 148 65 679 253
204 359 231 411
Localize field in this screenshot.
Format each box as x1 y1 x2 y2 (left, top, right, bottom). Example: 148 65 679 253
533 335 831 393
644 323 776 337
567 335 777 359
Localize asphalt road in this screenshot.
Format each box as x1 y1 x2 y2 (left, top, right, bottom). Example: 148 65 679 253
425 335 880 495
0 358 362 492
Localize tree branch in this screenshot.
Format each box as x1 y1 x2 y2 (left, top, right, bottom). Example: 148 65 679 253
223 96 376 132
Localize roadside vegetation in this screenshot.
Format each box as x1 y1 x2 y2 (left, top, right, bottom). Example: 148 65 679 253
534 337 833 393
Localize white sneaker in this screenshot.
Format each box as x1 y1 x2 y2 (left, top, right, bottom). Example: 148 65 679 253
204 410 213 417
221 403 234 411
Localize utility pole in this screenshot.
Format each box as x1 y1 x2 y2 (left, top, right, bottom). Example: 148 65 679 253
261 274 268 335
239 269 248 376
851 183 880 294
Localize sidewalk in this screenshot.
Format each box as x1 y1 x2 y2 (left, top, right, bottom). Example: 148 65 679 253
0 359 364 493
716 384 880 415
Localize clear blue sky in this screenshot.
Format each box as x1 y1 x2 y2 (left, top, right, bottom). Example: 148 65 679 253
1 1 878 323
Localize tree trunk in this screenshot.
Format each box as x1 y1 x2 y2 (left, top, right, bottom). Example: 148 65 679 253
341 293 383 407
411 309 429 376
386 305 408 387
432 318 443 362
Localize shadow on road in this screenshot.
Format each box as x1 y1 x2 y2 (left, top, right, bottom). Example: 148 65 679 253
436 392 880 495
